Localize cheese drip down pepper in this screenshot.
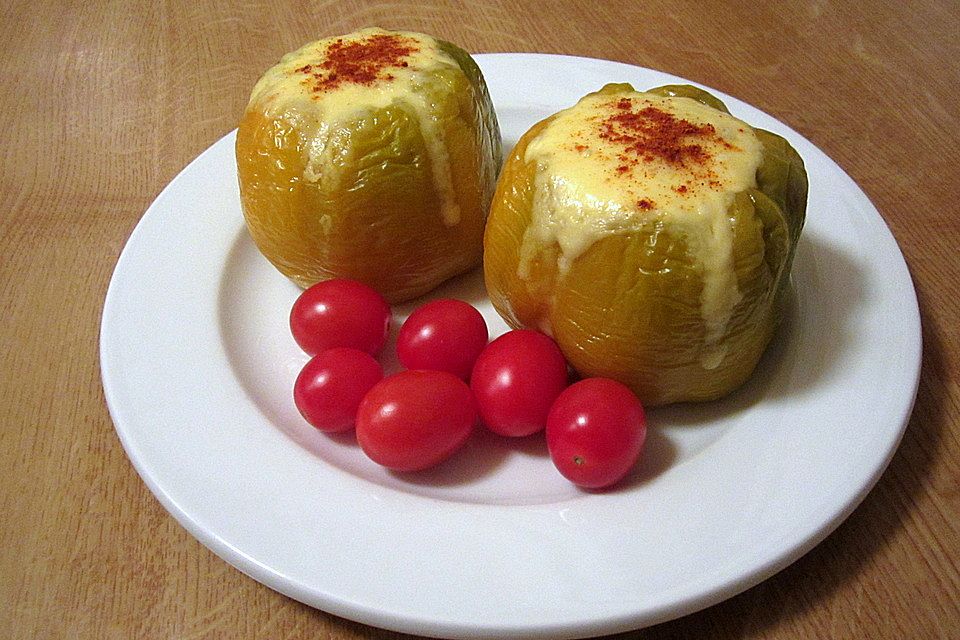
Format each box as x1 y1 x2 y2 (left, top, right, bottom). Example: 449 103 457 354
236 28 501 302
483 83 807 406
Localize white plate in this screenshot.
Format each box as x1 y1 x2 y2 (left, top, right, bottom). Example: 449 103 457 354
100 54 921 639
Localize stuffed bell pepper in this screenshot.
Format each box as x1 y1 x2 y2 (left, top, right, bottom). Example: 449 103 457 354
483 83 807 406
236 27 501 302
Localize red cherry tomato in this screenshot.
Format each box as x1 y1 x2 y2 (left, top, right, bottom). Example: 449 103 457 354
396 299 488 379
293 348 384 433
546 378 647 489
356 370 476 471
289 279 391 356
470 329 568 437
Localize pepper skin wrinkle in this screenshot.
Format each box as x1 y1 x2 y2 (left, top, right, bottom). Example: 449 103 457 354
483 83 807 406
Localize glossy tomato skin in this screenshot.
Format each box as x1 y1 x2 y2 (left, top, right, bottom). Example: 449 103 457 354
289 279 391 356
546 378 647 489
356 370 476 471
396 299 488 380
470 329 568 437
293 348 384 432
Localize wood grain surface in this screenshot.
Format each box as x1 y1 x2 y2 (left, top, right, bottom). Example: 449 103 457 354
1 0 958 637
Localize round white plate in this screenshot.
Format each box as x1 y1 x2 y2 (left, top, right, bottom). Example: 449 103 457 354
100 54 921 639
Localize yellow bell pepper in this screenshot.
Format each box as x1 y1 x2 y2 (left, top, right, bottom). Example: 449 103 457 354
236 28 501 302
483 83 806 406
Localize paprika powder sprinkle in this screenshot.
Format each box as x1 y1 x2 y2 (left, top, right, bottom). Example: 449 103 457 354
297 33 420 93
598 100 719 167
592 96 750 206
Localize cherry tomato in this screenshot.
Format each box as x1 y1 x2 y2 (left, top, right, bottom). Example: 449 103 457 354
470 329 568 437
356 370 476 471
293 348 384 432
289 279 391 356
396 299 488 379
546 378 647 489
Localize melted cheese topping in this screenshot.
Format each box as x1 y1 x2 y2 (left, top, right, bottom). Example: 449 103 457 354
247 27 462 225
521 89 764 367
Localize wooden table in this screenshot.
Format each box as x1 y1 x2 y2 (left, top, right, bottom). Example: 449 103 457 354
2 1 958 637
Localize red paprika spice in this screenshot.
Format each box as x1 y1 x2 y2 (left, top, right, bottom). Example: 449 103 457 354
296 33 419 93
